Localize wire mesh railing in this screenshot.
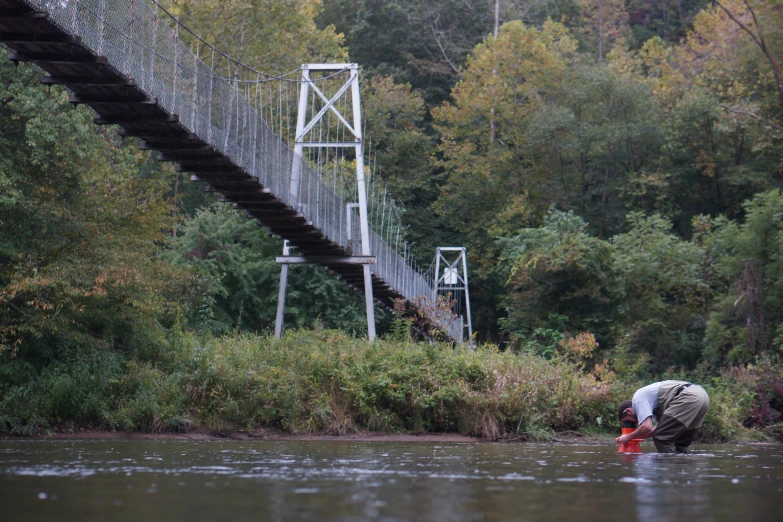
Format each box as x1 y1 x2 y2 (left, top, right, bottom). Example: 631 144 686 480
19 0 464 337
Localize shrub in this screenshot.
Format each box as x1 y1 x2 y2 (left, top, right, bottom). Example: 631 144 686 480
0 328 772 442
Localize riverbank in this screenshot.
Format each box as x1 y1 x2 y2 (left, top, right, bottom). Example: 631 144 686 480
1 329 780 442
3 429 485 443
0 428 612 444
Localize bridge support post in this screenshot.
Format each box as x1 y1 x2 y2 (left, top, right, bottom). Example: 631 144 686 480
281 63 376 341
349 65 376 341
289 68 310 205
433 247 473 344
274 241 290 339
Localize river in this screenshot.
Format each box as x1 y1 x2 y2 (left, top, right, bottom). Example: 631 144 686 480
1 439 781 521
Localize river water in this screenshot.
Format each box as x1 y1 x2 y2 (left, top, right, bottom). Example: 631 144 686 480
1 439 781 521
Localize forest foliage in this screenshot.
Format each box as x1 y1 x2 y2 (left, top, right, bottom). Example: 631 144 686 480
1 0 783 436
318 0 783 374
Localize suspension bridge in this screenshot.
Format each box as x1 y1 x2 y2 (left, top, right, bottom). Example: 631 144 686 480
0 0 472 341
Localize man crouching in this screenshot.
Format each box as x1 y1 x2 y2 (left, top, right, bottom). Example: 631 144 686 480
616 380 710 453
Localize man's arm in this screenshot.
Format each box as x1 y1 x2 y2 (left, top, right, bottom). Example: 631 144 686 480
616 417 654 444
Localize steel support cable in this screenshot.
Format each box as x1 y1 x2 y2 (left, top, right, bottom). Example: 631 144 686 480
25 0 445 317
61 0 317 87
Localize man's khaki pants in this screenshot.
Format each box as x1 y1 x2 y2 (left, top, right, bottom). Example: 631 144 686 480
653 385 710 454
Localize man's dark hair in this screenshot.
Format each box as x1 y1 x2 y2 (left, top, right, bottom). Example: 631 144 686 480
617 400 633 422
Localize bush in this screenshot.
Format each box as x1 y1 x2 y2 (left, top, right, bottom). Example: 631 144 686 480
0 329 619 439
0 329 773 442
703 355 783 441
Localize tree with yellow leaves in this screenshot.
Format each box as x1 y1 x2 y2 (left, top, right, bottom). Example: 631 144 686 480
680 0 783 132
166 0 347 73
577 0 629 61
432 20 577 275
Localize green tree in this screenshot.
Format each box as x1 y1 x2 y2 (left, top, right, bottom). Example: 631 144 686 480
643 17 781 219
498 207 615 346
611 213 709 368
318 0 494 105
705 190 783 365
168 203 379 334
658 88 774 227
430 20 577 338
433 20 577 274
573 0 629 61
523 62 664 236
0 62 194 360
363 75 442 262
499 209 711 368
624 0 710 48
319 0 589 107
696 0 783 130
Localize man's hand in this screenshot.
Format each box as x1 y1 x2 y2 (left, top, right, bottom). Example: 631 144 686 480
616 417 655 443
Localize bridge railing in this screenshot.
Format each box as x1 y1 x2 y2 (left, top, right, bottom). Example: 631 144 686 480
26 0 448 317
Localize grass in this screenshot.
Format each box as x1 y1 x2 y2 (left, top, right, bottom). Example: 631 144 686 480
0 329 773 442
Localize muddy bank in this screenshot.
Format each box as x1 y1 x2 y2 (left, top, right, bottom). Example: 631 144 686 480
2 429 607 444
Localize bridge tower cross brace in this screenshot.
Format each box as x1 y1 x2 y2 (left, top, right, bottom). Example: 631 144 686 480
433 247 473 342
275 64 377 340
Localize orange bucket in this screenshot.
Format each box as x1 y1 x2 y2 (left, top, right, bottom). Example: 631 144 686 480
617 427 643 453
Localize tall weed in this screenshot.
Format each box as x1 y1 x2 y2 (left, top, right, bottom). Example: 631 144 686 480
0 328 771 441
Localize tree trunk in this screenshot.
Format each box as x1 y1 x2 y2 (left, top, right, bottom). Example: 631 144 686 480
598 0 605 62
172 171 179 238
599 146 612 237
494 0 499 38
580 151 588 215
490 0 499 144
739 263 765 352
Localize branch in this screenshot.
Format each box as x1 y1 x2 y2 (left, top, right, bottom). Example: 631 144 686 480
743 0 764 49
430 22 464 79
714 0 783 111
719 104 783 132
713 0 763 50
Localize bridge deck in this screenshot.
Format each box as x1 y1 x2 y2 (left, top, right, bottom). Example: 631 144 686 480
0 0 405 306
